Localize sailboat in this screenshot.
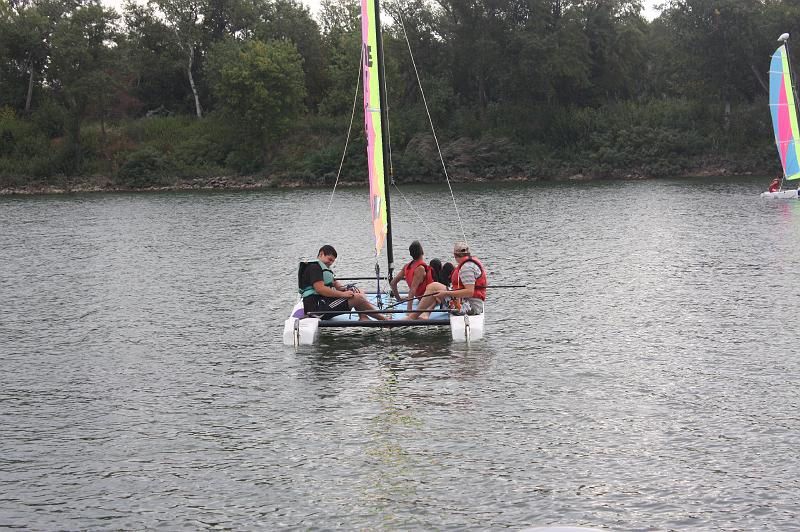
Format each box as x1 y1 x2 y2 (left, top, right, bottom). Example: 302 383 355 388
282 0 485 346
763 33 800 199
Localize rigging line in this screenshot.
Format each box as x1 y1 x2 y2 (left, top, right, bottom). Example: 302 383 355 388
396 9 468 246
325 47 363 219
392 182 436 238
378 19 394 180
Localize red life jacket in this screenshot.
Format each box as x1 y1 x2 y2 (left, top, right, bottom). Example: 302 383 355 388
769 179 781 193
403 259 433 297
451 256 487 301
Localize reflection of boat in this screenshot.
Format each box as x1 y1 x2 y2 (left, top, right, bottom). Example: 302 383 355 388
282 0 484 346
763 33 800 199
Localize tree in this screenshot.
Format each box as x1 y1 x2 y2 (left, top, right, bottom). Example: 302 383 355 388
206 38 306 165
48 0 119 171
121 0 191 114
253 0 327 110
150 0 205 118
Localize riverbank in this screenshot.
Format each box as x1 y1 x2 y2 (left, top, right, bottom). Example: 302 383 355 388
0 163 764 196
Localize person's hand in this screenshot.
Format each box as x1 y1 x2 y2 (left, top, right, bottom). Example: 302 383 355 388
343 290 356 299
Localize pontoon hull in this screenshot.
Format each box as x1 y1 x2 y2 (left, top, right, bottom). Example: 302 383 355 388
282 296 485 346
761 189 799 199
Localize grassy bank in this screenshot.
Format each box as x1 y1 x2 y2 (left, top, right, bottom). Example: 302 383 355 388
0 98 779 195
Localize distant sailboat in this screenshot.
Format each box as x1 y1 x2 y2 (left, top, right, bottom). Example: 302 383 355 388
282 0 485 346
763 33 800 199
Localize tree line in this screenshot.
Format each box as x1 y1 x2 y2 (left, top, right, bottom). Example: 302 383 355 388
0 0 796 189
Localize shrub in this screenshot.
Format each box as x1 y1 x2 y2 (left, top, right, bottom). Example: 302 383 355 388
117 147 174 187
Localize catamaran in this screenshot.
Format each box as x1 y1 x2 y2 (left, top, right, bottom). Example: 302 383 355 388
282 0 485 346
763 33 800 199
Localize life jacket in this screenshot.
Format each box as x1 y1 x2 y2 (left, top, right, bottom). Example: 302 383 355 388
403 258 433 297
298 260 335 298
451 256 487 301
769 179 781 193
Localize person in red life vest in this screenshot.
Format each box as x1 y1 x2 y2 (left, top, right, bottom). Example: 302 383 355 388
299 245 388 321
389 240 434 312
409 241 487 319
769 174 782 193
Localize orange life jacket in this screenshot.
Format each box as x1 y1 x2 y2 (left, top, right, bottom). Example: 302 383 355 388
451 256 487 301
403 258 433 297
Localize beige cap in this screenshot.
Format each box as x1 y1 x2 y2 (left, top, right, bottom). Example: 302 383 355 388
453 241 470 254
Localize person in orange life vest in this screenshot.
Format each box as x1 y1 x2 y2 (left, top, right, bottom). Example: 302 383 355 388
769 174 782 193
299 245 388 321
409 241 487 319
389 240 434 312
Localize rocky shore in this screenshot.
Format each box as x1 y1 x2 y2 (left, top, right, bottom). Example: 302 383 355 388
0 164 760 196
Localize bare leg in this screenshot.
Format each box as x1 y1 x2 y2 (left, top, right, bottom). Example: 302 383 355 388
350 294 389 321
408 282 446 320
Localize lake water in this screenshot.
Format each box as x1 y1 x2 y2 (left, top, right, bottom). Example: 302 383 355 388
2 177 799 530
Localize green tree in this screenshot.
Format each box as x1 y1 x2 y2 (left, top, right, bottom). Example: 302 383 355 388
253 0 327 110
150 0 206 117
206 38 306 166
48 0 119 172
122 1 190 114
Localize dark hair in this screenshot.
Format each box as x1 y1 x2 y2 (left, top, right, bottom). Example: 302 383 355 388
409 240 423 259
439 262 455 285
318 244 337 258
430 258 442 274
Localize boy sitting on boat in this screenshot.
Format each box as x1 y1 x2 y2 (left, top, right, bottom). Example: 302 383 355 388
299 245 388 321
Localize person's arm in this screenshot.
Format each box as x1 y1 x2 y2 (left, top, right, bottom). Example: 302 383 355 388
313 280 353 299
444 283 474 299
443 263 477 299
389 271 403 301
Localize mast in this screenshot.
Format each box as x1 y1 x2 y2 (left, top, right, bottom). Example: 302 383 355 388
781 34 800 121
373 0 394 280
361 0 394 281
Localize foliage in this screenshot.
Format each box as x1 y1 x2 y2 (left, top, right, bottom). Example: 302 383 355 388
0 0 788 186
117 146 174 186
205 38 306 165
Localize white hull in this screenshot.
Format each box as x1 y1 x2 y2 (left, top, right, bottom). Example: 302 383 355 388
282 294 485 346
761 189 799 199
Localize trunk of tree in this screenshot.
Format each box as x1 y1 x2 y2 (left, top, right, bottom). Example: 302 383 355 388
25 53 34 113
724 100 731 130
187 46 202 119
750 63 768 94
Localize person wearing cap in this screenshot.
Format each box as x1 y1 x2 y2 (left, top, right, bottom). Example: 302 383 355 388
389 240 434 312
408 241 487 319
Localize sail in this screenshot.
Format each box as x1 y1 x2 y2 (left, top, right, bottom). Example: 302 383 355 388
361 0 388 255
770 44 800 180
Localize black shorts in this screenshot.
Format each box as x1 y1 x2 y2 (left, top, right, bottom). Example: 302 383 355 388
303 295 351 320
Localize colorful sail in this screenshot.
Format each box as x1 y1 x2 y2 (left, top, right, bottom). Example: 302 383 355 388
361 0 388 255
770 44 800 180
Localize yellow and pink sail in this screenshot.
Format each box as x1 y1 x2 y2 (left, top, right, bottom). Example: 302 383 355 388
770 43 800 180
361 0 388 256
